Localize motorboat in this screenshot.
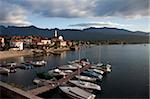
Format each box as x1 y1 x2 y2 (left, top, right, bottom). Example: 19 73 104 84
68 60 80 64
69 80 101 91
31 60 47 67
88 69 104 75
58 65 78 70
81 71 103 80
75 75 97 82
91 64 112 73
59 86 96 99
71 63 82 68
0 67 10 75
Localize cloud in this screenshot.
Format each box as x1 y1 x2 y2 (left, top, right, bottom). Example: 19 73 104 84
4 0 149 18
0 1 31 26
0 0 149 26
69 22 130 28
93 0 149 18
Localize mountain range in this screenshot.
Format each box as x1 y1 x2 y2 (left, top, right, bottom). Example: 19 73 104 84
0 25 149 43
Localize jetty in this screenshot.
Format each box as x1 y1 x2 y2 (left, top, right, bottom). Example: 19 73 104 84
27 64 92 95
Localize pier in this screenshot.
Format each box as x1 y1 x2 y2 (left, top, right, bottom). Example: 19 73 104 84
27 64 92 95
0 81 42 99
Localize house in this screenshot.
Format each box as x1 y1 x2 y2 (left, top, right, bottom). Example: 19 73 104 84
10 41 24 50
41 39 51 45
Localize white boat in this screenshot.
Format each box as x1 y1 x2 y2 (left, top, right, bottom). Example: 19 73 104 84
0 67 10 75
59 86 96 99
75 75 97 82
32 60 46 67
89 69 104 75
48 69 67 76
106 64 112 68
58 65 77 70
71 63 82 68
68 60 80 64
69 80 101 91
33 78 55 85
62 70 73 73
95 63 103 67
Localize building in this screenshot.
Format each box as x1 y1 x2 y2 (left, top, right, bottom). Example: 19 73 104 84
51 30 68 47
41 40 51 45
10 41 24 50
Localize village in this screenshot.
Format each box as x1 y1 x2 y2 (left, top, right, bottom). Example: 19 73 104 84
0 30 81 59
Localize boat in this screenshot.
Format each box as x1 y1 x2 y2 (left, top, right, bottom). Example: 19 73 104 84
75 75 97 82
88 69 104 75
6 62 17 67
33 78 56 86
81 71 103 80
50 51 61 55
48 69 68 77
68 60 80 64
59 86 96 99
9 67 17 73
58 65 78 70
0 67 10 75
71 63 82 68
31 60 46 67
69 80 101 91
62 70 73 73
91 64 112 73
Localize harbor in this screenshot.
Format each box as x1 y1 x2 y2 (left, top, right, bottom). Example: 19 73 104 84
0 44 149 98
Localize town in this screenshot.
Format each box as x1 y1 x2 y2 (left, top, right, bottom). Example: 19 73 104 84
0 30 82 59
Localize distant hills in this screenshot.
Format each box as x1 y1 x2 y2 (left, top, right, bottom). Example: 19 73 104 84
0 25 149 43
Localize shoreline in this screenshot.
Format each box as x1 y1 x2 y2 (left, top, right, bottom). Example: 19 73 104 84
0 50 33 60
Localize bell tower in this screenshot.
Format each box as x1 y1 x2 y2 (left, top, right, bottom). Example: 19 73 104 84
54 30 58 37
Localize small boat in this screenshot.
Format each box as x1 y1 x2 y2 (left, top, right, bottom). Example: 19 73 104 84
31 60 46 67
62 70 73 73
50 51 61 55
69 80 101 91
33 78 50 86
88 69 104 75
75 75 97 82
59 86 96 99
91 64 112 73
81 71 103 80
6 62 17 67
95 63 103 67
71 63 82 68
68 60 80 64
0 67 10 75
58 65 78 70
48 69 67 77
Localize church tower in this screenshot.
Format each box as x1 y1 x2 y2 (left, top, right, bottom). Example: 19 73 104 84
54 30 58 37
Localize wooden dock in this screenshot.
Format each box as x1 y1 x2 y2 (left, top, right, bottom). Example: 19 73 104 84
27 64 92 95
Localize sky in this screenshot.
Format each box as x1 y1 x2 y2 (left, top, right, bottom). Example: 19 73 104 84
0 0 149 32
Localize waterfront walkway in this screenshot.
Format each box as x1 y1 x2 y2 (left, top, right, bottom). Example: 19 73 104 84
27 64 92 95
0 81 42 99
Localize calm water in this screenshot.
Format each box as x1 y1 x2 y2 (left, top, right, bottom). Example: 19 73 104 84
0 44 149 98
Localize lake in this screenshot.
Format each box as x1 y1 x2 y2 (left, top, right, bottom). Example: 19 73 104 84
0 44 149 98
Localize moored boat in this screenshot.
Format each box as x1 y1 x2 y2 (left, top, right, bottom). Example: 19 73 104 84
88 69 104 75
75 75 97 82
0 67 10 75
69 80 101 91
58 65 78 70
31 60 47 67
59 86 96 99
81 71 103 80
